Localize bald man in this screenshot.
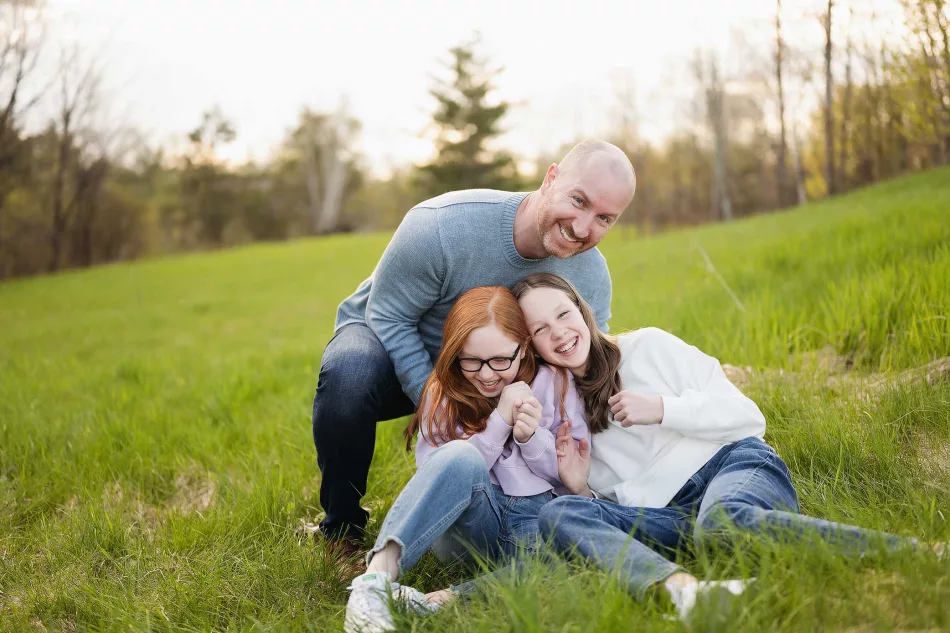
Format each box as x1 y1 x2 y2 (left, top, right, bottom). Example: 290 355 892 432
312 140 636 552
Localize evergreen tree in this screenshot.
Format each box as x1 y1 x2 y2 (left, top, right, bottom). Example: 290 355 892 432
417 36 520 196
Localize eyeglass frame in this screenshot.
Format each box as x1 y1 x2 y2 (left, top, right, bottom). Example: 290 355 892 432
456 345 521 373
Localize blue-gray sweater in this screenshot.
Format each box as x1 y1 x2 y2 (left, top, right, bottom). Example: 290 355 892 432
335 189 613 405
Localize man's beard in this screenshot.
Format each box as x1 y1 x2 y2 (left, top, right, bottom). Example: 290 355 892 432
538 202 586 258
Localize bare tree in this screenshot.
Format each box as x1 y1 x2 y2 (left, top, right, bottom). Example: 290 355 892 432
291 104 361 235
838 1 854 191
693 50 732 221
823 0 837 196
48 45 101 272
912 0 950 164
774 0 790 207
0 0 45 278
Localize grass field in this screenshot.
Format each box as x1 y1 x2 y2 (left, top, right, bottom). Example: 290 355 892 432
1 167 949 632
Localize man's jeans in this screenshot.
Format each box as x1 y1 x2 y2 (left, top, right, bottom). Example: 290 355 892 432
369 440 553 593
312 323 415 538
539 437 919 599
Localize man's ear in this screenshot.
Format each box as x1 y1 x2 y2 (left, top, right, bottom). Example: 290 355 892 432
541 163 559 190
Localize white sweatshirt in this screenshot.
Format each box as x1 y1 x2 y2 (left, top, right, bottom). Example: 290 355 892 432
588 327 766 508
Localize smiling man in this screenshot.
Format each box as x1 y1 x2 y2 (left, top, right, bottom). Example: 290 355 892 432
311 140 636 553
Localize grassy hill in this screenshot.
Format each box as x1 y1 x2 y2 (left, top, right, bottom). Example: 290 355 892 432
1 167 948 631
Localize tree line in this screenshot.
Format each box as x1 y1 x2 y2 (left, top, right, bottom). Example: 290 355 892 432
1 1 948 280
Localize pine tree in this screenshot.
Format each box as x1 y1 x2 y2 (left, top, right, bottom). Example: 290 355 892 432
417 37 520 196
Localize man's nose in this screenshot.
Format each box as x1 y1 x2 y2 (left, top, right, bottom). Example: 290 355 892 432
572 214 593 239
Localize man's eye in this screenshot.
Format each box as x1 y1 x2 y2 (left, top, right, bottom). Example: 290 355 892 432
598 215 611 224
573 196 584 206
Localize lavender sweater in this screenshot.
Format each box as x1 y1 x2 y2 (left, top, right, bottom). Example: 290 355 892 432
414 366 591 496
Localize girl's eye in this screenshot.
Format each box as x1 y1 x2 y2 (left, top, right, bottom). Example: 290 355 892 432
558 311 569 318
533 325 547 335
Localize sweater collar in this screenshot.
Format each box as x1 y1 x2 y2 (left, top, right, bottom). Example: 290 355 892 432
500 192 545 269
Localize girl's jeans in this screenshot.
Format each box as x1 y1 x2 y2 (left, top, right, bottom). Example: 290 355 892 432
538 437 921 599
368 440 553 594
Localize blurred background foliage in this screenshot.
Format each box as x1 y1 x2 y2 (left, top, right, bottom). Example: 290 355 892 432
1 1 949 280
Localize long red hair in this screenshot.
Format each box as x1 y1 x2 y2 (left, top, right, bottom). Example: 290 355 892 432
405 286 537 450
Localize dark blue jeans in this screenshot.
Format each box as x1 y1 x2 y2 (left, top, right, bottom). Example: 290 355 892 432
539 437 919 599
312 323 415 539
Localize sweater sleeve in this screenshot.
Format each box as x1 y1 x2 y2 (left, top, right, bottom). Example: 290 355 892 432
586 253 612 333
640 329 766 442
415 408 512 470
365 207 445 406
517 368 591 486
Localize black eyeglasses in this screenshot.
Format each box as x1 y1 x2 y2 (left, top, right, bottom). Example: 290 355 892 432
457 346 520 373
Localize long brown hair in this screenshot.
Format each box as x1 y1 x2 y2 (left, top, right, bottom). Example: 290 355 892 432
405 286 537 450
512 273 622 434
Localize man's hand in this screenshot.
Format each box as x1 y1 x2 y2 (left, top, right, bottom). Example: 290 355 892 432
555 421 592 496
497 381 533 425
512 396 542 443
608 391 664 427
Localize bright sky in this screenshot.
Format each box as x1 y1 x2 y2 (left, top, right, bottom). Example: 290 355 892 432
45 0 903 176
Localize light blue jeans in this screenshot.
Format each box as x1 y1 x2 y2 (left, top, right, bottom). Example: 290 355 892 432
539 437 921 599
369 440 553 594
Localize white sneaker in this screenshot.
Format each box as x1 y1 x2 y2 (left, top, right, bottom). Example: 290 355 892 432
393 584 441 615
933 542 947 560
669 578 752 621
344 572 438 633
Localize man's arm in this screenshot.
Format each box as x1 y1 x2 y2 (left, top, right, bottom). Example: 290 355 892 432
365 207 445 405
586 253 612 333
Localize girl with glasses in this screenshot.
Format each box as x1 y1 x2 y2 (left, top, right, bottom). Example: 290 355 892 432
345 285 589 633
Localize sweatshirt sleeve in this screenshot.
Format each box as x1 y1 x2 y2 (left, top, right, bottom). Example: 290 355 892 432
639 329 766 442
414 407 512 470
366 207 445 406
517 368 591 486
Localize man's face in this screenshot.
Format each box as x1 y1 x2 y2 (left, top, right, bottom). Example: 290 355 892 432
536 156 632 258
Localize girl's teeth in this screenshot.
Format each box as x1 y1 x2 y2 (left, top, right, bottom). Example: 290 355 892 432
557 338 577 353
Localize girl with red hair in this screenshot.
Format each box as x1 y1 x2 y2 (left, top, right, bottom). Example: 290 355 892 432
345 285 589 633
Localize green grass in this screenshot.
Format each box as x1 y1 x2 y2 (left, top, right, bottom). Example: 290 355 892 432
1 167 949 631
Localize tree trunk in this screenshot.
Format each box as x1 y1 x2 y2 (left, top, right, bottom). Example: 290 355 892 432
775 0 789 208
934 0 950 161
302 148 322 235
317 129 346 234
49 116 71 273
838 31 853 191
0 192 6 280
823 0 837 196
790 124 807 205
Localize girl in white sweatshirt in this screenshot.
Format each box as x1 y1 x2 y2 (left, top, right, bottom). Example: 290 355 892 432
512 272 942 621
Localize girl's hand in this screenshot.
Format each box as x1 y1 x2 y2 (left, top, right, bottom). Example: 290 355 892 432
608 391 664 427
555 421 592 496
497 381 533 425
512 396 542 442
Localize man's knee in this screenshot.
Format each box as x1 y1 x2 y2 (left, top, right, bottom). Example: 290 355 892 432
313 327 393 423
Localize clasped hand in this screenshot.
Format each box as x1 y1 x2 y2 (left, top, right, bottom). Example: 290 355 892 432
497 381 542 442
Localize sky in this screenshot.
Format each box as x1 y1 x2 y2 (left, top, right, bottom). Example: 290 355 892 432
43 0 904 176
